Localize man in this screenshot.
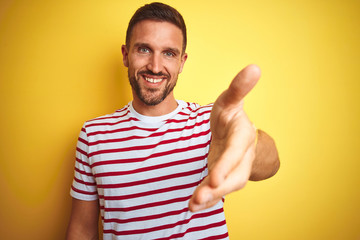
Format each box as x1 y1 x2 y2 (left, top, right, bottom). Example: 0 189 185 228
66 2 279 240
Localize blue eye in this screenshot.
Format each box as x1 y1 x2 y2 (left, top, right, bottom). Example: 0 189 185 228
164 51 175 57
139 47 150 53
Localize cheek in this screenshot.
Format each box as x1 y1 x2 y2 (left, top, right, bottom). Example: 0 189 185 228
166 61 183 74
133 58 150 72
128 60 144 75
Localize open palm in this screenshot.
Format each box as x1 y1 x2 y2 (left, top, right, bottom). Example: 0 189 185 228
189 64 261 212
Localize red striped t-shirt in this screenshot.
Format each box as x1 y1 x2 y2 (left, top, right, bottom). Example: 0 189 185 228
70 100 229 240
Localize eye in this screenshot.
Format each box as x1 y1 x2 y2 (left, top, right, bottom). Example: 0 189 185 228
138 47 150 54
164 51 175 57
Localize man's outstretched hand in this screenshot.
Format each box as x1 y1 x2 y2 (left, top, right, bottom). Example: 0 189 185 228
188 64 261 212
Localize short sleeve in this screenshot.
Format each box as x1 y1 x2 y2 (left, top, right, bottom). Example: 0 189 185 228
70 123 98 201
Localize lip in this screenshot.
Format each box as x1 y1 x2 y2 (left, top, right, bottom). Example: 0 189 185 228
142 74 167 85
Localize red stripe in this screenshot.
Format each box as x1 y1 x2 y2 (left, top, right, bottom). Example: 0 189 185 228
183 103 212 113
74 177 96 186
103 208 224 236
89 119 210 146
103 207 189 224
86 108 130 123
75 167 93 177
87 117 140 128
71 186 97 195
166 110 211 123
97 165 206 189
76 147 88 158
98 180 200 201
94 153 207 178
198 232 229 240
155 220 226 240
91 140 210 167
115 106 129 113
87 124 159 137
100 195 192 212
77 136 88 146
89 129 210 157
75 157 91 167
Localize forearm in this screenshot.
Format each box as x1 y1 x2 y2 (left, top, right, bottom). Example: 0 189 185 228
249 129 280 181
66 225 99 240
66 198 100 240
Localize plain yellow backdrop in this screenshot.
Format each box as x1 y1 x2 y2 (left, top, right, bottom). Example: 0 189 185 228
0 0 359 239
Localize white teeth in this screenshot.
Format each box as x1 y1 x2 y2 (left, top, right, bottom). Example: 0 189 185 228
145 77 162 83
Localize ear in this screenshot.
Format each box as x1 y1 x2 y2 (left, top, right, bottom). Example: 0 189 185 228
179 53 188 73
121 45 129 67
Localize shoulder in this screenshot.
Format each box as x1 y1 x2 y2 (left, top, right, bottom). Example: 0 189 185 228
82 104 132 131
178 101 213 117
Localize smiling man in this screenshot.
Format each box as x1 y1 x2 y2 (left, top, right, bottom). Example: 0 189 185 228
66 2 279 240
123 19 187 114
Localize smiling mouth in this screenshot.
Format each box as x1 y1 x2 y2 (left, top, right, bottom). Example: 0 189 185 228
138 70 170 85
144 77 163 83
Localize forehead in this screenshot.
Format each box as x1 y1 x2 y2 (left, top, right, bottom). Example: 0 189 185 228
129 20 183 51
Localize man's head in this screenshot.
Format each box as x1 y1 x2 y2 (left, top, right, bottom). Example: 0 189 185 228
126 2 187 54
122 2 188 109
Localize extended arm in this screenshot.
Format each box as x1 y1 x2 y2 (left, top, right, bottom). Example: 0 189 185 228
66 198 100 240
189 64 280 212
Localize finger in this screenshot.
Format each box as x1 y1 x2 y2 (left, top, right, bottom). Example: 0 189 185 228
209 123 255 188
189 176 211 205
190 143 255 211
188 176 211 212
208 142 247 188
188 177 223 212
212 144 255 196
189 196 222 212
219 64 261 106
190 145 255 212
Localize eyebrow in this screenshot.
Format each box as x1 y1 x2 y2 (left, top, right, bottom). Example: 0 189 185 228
166 47 181 56
133 42 151 50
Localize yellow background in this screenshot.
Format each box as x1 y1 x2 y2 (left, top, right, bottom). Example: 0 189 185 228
0 0 359 239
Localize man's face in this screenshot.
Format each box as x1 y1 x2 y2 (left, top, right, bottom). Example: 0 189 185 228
122 20 187 106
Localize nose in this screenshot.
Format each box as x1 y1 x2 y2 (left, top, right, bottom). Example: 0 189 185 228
147 53 163 74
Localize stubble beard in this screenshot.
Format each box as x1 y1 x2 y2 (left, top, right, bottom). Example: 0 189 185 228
128 71 177 106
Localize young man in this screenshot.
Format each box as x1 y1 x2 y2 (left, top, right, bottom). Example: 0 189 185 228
66 2 279 240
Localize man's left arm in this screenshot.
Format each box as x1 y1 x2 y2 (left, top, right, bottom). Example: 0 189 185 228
250 129 280 181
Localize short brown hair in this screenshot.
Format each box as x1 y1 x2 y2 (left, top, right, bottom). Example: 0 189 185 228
126 2 187 53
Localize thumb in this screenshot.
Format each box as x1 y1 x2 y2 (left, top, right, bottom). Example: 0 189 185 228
221 64 261 105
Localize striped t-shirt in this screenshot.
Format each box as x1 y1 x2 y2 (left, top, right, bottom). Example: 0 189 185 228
70 100 229 240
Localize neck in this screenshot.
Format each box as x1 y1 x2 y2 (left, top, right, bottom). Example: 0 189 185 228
131 92 178 116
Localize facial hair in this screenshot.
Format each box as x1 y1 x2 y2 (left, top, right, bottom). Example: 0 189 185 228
128 70 177 106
